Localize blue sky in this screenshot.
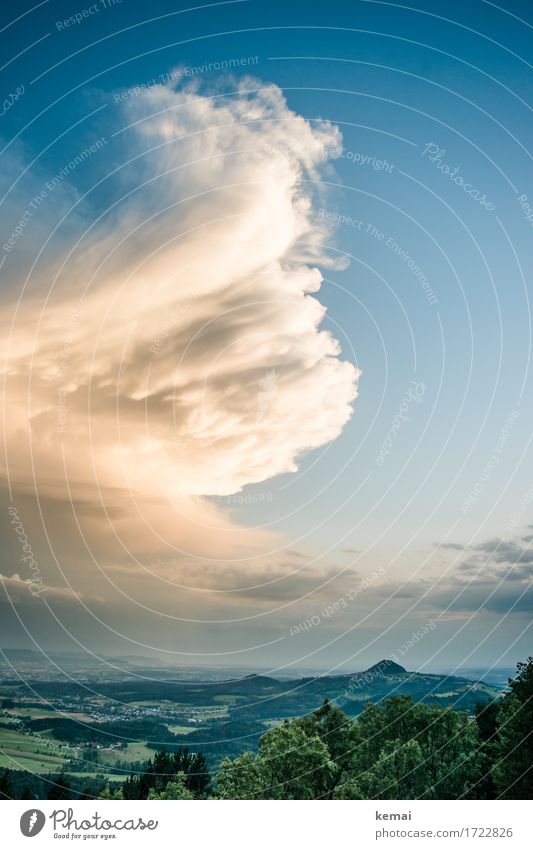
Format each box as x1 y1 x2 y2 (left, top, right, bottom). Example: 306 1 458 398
1 0 532 672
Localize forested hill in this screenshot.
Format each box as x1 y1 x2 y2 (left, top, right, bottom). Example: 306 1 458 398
11 659 502 721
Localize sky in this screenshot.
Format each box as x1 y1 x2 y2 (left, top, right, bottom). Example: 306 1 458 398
0 0 532 675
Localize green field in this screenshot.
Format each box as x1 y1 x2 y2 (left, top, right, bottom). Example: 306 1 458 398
0 727 70 773
9 708 95 723
166 724 195 735
98 742 154 764
194 707 229 718
71 772 125 782
0 726 152 778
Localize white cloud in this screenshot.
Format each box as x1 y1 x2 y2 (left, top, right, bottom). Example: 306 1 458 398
2 76 359 568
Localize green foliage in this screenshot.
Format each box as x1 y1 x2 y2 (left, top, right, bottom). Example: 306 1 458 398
21 785 36 800
355 696 483 799
215 694 484 800
0 768 13 799
98 785 123 800
216 709 339 800
216 752 264 800
257 720 336 799
472 699 500 799
357 739 428 799
48 773 71 800
332 778 363 800
122 748 211 799
148 773 194 799
492 657 533 799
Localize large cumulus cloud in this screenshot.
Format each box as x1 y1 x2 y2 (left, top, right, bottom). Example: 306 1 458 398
1 76 359 574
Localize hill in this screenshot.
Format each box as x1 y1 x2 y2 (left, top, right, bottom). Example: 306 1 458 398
0 659 504 775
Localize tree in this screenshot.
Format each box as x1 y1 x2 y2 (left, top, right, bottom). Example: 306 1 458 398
256 721 336 799
21 785 36 800
216 752 265 799
358 739 428 799
473 699 500 799
121 773 140 800
353 696 482 799
121 748 212 799
185 752 211 798
332 777 364 799
0 769 12 800
493 657 533 799
48 773 71 800
308 699 361 795
216 722 335 800
148 773 194 800
475 698 500 744
98 785 123 800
